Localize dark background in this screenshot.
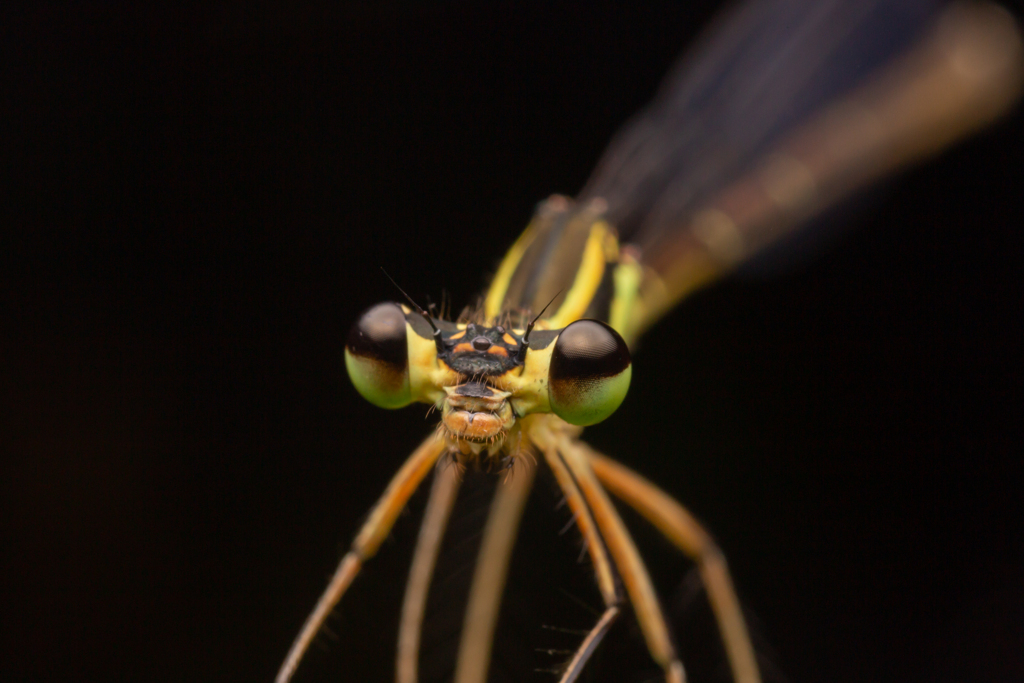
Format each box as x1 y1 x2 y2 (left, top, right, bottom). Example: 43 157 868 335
3 1 1023 682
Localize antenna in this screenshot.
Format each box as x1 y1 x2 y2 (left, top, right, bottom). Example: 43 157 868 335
380 268 444 354
515 292 560 364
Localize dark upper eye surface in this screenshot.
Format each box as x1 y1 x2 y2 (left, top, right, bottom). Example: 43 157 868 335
550 319 630 382
347 302 408 366
549 319 631 426
345 302 412 409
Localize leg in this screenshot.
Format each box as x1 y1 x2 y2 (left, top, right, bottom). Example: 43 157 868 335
556 437 685 683
586 448 761 683
540 444 622 683
276 433 448 683
453 458 536 683
396 458 463 683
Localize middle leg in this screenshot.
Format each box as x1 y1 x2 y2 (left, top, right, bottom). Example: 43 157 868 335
540 443 623 683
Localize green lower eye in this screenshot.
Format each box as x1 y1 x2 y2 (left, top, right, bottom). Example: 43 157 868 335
548 319 632 426
345 302 412 409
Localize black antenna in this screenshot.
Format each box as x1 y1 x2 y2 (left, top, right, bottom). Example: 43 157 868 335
381 268 444 354
515 292 560 364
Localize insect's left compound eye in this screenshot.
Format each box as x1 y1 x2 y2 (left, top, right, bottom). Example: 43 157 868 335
344 302 413 409
548 319 632 426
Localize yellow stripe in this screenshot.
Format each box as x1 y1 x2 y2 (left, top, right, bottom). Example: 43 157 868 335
546 221 616 329
608 251 644 347
483 217 539 321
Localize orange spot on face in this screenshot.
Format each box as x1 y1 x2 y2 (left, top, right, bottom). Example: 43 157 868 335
502 333 517 346
487 347 508 358
448 330 466 340
453 342 474 354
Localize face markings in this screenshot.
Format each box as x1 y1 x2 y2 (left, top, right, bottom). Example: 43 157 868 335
417 320 534 452
440 322 524 377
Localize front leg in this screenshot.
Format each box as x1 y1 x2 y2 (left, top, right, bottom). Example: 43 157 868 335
397 457 462 683
276 432 448 683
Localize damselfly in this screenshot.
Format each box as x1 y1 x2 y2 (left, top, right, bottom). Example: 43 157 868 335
278 1 1022 682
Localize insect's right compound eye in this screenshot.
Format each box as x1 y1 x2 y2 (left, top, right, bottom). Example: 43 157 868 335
344 302 413 409
548 319 632 426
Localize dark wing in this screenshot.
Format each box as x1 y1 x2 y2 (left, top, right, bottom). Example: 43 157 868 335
578 0 1023 334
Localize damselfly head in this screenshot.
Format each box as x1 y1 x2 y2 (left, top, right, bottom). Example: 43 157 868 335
345 301 633 455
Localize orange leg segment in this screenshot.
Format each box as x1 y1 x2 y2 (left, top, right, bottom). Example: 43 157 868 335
587 448 761 683
554 435 686 683
275 432 448 683
396 458 462 683
540 444 622 683
453 458 536 683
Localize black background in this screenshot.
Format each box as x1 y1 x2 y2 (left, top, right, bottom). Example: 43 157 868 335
3 1 1023 682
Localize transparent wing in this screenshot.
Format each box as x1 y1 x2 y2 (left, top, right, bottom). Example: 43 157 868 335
578 0 1023 334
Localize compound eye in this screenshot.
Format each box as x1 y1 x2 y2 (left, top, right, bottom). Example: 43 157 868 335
548 319 631 426
344 302 412 409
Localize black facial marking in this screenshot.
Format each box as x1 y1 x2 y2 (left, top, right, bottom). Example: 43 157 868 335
442 324 523 376
454 382 495 398
521 329 558 351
